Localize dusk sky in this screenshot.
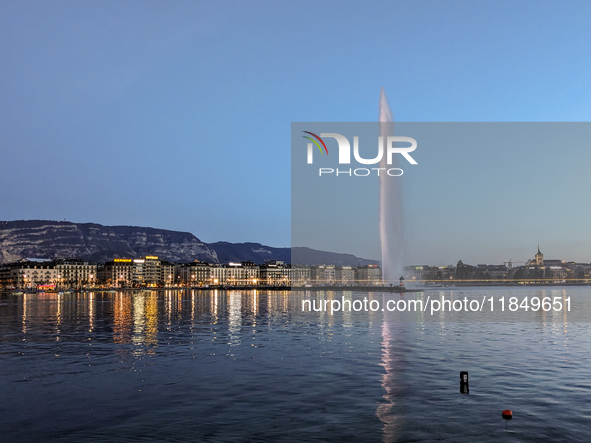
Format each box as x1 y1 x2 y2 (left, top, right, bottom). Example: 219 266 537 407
2 1 591 264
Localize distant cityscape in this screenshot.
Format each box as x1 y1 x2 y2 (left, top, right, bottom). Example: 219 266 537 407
407 245 591 282
1 245 589 291
0 256 382 290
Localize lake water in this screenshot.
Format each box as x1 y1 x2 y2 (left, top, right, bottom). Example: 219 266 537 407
1 287 590 442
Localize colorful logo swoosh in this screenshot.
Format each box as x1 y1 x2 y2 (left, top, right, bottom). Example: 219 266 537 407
302 131 328 155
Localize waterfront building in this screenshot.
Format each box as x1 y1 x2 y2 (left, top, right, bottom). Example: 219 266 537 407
52 259 98 287
1 256 382 289
475 264 508 279
259 261 290 286
546 266 568 279
132 256 175 286
0 260 59 288
179 261 211 286
405 265 428 280
97 256 174 287
310 265 336 284
98 259 134 287
209 262 260 285
570 263 591 278
161 260 175 286
133 256 158 286
356 264 381 284
336 266 356 284
290 265 311 286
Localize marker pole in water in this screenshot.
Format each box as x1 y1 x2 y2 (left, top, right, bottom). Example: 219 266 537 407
460 371 469 394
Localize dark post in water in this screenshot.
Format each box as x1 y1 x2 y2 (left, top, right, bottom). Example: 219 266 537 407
460 371 469 394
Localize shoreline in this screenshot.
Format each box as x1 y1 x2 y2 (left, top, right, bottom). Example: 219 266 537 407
418 280 591 287
4 281 591 295
1 284 416 294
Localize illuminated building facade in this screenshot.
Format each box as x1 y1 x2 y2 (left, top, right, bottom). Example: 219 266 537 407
98 259 134 287
357 264 382 283
259 261 290 286
179 261 211 285
209 262 260 285
290 265 311 286
1 257 384 289
0 260 59 288
310 265 336 284
335 266 356 283
51 259 98 287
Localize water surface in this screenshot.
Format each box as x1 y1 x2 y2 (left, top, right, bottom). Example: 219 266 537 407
1 287 590 442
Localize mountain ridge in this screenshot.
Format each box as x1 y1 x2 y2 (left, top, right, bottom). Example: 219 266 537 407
0 220 379 266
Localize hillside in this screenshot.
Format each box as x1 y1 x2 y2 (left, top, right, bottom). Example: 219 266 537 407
0 220 379 266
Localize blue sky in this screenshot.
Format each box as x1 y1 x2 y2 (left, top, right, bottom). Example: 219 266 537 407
1 0 590 263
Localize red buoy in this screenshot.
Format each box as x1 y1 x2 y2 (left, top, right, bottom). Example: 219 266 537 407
502 410 513 420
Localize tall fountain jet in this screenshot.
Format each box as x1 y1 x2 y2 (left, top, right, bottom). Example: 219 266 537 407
379 88 403 283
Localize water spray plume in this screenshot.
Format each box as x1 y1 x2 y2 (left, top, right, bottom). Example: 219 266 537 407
379 88 403 284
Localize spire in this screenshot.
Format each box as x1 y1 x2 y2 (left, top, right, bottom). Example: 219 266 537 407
537 243 540 254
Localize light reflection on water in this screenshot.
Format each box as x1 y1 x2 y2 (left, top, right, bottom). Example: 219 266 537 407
0 287 590 442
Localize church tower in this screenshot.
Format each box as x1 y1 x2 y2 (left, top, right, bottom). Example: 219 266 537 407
535 244 543 267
